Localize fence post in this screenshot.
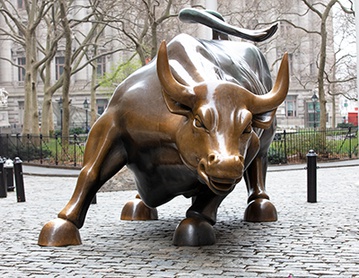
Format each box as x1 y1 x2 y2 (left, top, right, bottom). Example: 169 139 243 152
283 130 287 164
27 134 30 162
74 134 77 167
0 158 7 198
55 134 59 165
14 157 26 202
6 134 10 157
16 133 20 157
306 149 317 203
348 126 352 159
40 134 43 164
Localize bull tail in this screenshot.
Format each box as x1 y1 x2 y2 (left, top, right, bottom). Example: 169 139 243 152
179 8 278 42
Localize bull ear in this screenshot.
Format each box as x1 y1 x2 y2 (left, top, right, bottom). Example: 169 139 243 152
161 89 193 116
252 109 277 129
157 41 196 115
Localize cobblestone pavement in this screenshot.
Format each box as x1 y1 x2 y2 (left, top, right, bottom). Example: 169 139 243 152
1 164 359 277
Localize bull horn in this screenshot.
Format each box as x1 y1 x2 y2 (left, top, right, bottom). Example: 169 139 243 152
157 41 195 108
250 53 289 114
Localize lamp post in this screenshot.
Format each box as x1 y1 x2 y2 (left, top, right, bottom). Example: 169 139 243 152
311 92 318 129
83 98 89 133
58 97 63 135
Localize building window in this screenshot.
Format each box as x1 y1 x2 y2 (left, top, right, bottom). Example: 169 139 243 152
280 21 291 36
55 56 65 80
310 63 315 75
285 95 297 117
18 100 24 127
18 57 26 82
97 56 106 77
17 0 25 9
96 99 108 115
288 53 293 74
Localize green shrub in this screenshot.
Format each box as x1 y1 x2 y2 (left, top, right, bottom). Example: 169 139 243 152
268 146 286 164
337 123 354 128
6 144 52 161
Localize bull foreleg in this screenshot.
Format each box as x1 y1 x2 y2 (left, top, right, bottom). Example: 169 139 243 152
173 186 226 246
243 155 277 222
38 113 127 246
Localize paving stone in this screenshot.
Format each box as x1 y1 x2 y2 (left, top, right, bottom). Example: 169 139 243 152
0 165 359 277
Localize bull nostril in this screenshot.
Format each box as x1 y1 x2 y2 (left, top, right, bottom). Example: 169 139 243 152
199 162 205 172
208 153 217 165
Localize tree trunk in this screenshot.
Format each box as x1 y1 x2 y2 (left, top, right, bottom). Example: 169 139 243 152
150 23 158 59
41 94 53 137
331 93 336 128
22 33 39 136
318 20 327 132
30 77 39 135
90 54 97 128
23 62 32 135
137 44 147 66
41 20 57 138
59 0 72 151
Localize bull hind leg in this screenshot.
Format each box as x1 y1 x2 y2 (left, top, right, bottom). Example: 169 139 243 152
243 156 277 222
38 113 127 246
120 194 158 221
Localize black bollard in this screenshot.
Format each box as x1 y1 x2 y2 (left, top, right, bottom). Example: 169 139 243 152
0 158 7 198
14 157 26 202
306 150 317 203
4 158 15 192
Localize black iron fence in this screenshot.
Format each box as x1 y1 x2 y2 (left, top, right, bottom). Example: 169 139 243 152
0 134 87 168
0 127 358 167
269 127 358 164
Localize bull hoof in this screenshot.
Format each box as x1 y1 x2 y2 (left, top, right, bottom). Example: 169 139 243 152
38 218 82 247
173 217 216 246
120 198 158 220
243 199 277 222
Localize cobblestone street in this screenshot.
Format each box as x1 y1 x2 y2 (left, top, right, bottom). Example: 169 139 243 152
1 163 359 277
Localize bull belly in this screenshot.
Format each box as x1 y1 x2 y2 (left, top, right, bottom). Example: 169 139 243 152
128 164 200 208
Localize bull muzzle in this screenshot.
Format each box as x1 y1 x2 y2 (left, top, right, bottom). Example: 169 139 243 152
198 153 244 195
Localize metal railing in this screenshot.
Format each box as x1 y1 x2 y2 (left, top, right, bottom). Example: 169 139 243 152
0 127 358 167
0 134 87 168
269 127 358 164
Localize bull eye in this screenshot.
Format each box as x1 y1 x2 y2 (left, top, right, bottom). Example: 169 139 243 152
243 123 252 134
193 116 207 130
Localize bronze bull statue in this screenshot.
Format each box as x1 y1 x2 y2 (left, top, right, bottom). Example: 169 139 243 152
38 9 289 247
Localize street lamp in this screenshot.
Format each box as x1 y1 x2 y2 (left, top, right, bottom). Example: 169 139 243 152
83 98 89 133
311 92 318 129
58 97 63 135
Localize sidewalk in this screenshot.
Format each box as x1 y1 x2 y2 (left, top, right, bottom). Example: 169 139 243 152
0 160 358 277
22 158 359 177
268 158 359 172
23 164 80 177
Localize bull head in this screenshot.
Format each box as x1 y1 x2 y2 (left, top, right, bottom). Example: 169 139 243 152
157 41 289 195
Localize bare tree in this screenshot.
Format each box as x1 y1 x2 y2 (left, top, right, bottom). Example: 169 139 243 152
220 0 355 130
0 0 53 135
1 0 194 137
104 0 187 66
38 3 63 137
58 0 72 146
